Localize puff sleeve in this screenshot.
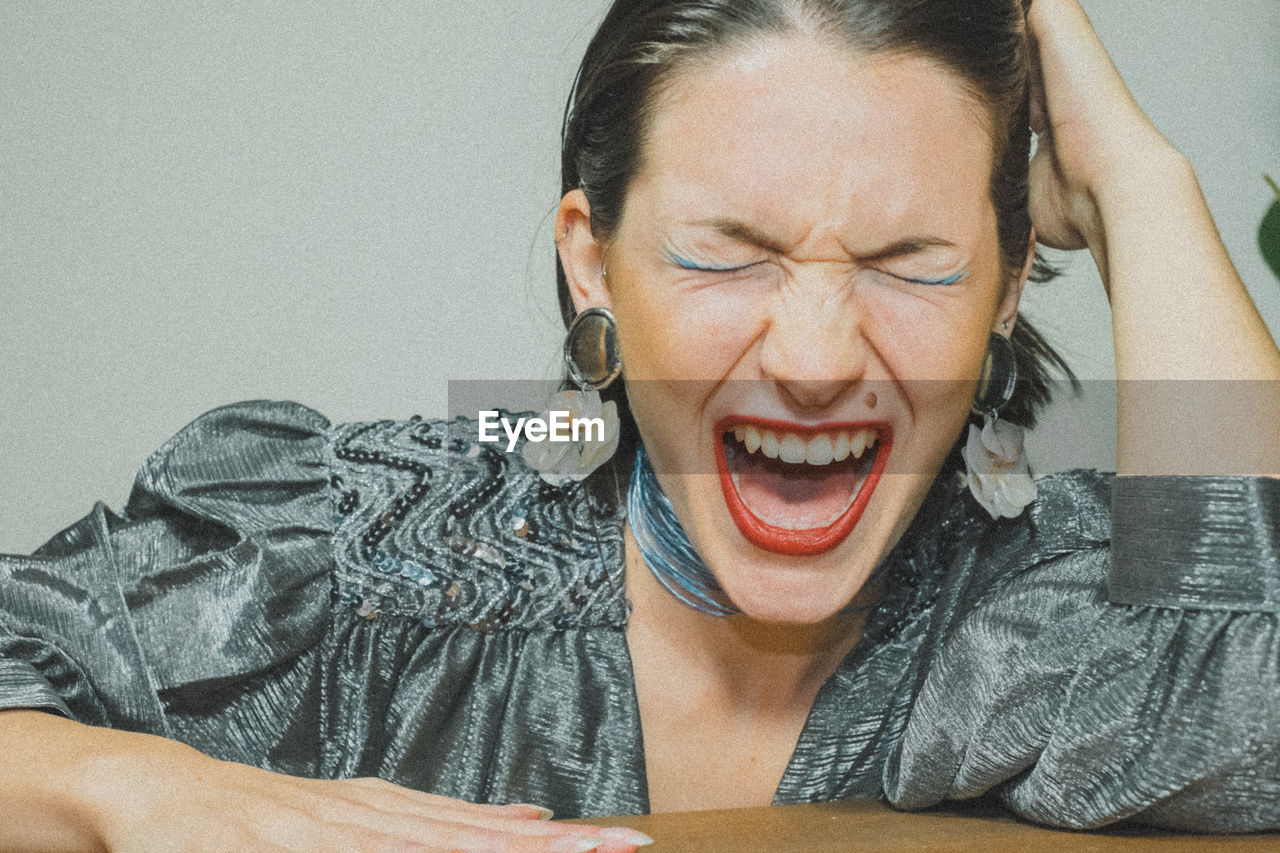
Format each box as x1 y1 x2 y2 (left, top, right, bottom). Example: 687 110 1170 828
0 401 335 741
883 474 1280 832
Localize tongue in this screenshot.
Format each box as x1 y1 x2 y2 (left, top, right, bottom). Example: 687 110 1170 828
730 444 861 528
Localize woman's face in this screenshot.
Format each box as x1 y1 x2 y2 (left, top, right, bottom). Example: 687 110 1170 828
559 35 1024 624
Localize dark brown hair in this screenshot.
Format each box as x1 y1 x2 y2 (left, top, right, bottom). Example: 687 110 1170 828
557 0 1075 498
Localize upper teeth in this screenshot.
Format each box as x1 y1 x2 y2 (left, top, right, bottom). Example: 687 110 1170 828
731 425 878 465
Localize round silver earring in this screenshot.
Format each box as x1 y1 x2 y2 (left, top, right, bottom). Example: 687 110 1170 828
972 332 1017 418
564 307 622 391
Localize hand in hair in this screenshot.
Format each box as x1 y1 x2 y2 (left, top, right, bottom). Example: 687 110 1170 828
1024 0 1174 256
1026 0 1280 478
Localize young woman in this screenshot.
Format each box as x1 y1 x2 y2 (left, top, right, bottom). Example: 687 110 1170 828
1 0 1277 850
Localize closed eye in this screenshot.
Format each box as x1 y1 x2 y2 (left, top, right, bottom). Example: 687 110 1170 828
664 249 764 273
677 260 762 273
894 271 968 286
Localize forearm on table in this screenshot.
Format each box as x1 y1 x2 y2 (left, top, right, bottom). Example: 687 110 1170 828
1088 148 1280 476
0 708 184 853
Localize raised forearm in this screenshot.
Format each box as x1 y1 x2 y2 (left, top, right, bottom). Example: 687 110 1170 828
1026 0 1280 477
1089 151 1280 476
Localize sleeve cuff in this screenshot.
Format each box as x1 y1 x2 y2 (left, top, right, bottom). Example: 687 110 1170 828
1108 475 1280 611
0 658 73 718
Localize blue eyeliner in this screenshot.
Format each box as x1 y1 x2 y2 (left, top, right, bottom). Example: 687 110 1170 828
663 248 739 272
908 270 968 286
663 244 966 284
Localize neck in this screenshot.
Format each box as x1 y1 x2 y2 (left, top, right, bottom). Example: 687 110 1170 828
623 525 876 712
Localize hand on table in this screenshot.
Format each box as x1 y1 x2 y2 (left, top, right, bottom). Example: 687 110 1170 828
88 749 652 852
0 709 650 853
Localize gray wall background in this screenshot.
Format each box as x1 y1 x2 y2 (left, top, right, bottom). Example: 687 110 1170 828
3 0 1278 553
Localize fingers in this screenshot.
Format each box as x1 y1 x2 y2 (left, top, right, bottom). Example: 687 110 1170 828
252 806 645 853
211 808 639 853
339 777 553 822
344 821 653 853
1027 141 1090 251
1025 29 1048 137
327 779 572 838
133 761 654 853
317 818 604 853
597 827 658 852
304 777 653 852
1022 0 1172 251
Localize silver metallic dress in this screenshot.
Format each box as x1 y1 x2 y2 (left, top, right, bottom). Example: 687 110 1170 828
1 400 1277 830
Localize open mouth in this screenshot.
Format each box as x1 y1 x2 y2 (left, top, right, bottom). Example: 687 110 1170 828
714 417 891 556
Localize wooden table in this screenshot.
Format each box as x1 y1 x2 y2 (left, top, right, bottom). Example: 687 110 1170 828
578 800 1280 851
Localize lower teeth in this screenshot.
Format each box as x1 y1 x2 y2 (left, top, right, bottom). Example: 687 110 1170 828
726 439 873 529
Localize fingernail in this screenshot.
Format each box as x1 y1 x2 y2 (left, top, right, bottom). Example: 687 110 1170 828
600 826 655 847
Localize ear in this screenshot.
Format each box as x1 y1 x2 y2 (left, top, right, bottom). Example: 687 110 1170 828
995 229 1036 335
556 189 611 314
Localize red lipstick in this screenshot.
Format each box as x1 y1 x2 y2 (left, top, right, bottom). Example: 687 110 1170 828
713 416 892 557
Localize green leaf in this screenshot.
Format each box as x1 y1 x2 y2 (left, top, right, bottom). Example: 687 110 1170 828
1263 175 1280 282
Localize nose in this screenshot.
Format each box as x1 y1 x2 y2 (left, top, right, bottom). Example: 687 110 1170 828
758 277 867 410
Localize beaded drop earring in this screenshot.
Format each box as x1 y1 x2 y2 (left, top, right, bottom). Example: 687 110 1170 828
959 328 1037 519
521 306 622 486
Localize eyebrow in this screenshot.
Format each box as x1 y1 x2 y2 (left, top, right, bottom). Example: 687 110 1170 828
865 237 961 261
687 218 960 260
688 218 789 255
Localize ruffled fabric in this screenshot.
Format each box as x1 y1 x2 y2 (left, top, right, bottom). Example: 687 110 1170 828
0 403 647 818
0 401 334 772
2 402 1279 829
883 473 1280 831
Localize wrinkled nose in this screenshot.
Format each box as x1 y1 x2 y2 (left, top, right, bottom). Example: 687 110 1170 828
758 283 867 410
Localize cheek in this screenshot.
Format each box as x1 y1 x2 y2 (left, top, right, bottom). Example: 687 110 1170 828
612 279 767 381
864 288 993 383
859 281 1001 453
